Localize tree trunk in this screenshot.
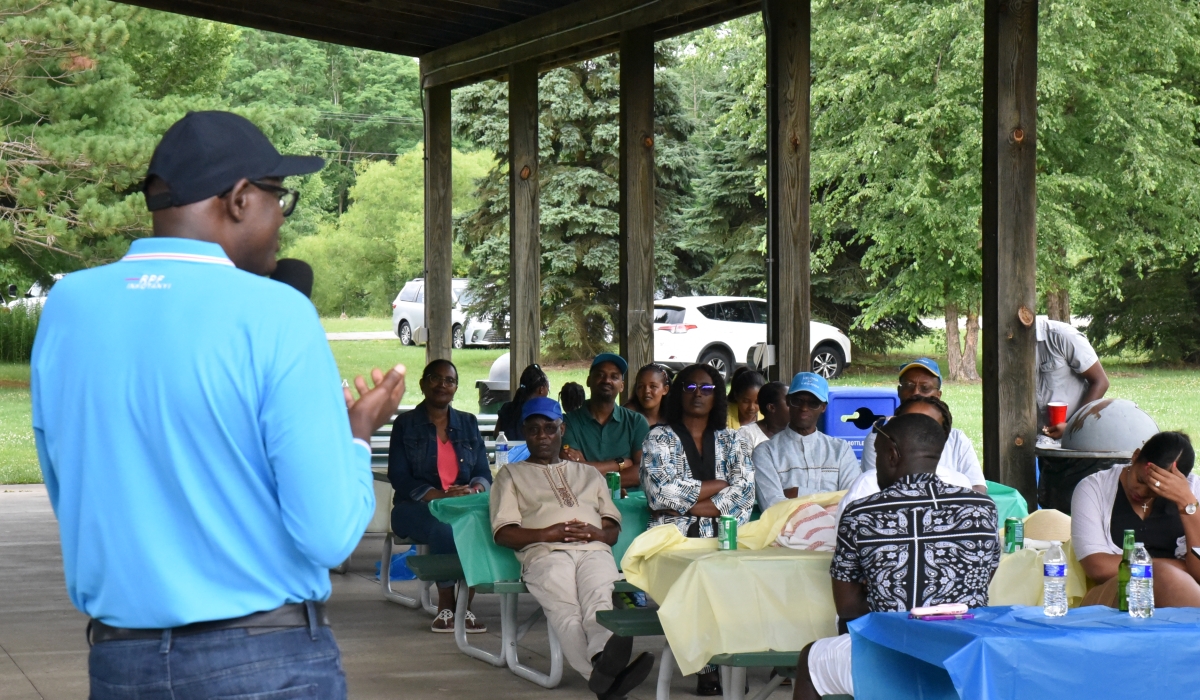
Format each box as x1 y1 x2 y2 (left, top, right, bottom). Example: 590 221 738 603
1046 287 1071 322
945 302 966 382
962 308 981 380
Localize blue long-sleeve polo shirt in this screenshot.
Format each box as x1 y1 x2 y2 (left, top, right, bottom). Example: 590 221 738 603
31 237 374 629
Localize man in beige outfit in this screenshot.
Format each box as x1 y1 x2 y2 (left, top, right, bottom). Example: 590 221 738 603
491 397 653 700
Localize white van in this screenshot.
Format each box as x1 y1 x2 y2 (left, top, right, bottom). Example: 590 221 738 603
391 278 506 349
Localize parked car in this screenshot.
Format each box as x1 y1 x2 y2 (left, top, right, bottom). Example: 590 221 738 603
654 296 852 380
5 274 65 312
391 277 507 349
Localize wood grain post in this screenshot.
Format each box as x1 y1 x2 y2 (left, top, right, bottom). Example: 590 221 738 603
508 61 541 397
618 28 655 392
423 83 454 365
982 0 1038 505
763 0 811 383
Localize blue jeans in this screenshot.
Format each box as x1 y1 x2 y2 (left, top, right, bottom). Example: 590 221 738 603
392 498 458 589
88 622 346 699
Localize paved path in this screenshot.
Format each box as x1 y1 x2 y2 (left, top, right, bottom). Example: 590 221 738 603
0 486 790 699
326 331 395 341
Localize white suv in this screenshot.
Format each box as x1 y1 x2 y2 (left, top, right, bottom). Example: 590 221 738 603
392 278 506 349
654 296 852 380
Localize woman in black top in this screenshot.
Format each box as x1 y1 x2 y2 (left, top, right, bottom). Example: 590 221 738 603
493 364 549 440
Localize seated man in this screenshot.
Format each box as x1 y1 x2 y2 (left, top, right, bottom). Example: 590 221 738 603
754 372 860 510
561 353 651 489
491 397 653 699
793 413 1001 700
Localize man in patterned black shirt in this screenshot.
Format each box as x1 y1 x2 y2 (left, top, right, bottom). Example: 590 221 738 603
792 413 1001 700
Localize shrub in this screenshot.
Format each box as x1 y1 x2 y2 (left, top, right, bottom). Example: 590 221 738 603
0 306 39 362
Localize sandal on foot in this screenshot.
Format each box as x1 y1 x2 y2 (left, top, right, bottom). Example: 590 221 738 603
430 608 454 633
464 610 487 634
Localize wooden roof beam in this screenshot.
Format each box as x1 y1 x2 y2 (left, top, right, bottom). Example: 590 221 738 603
419 0 759 89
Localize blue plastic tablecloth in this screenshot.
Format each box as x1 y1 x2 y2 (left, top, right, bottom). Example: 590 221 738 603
850 605 1200 700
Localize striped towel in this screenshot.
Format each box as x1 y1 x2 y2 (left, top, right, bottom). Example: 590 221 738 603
774 502 839 552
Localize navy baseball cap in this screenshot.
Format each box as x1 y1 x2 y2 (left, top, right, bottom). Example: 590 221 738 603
898 358 942 386
787 372 829 403
591 352 629 375
143 111 325 211
521 397 563 423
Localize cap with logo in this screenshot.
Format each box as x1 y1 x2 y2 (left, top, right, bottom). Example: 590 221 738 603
143 111 325 211
898 357 942 387
787 372 829 403
521 397 564 423
590 352 629 375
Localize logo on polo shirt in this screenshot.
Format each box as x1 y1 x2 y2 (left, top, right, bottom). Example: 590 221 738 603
125 274 171 290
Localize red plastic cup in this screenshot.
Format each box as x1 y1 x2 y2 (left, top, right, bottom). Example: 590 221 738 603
1047 402 1068 426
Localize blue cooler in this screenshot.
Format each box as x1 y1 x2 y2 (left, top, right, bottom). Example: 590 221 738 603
817 387 901 459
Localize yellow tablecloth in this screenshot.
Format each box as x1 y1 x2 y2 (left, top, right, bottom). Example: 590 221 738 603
621 493 1090 676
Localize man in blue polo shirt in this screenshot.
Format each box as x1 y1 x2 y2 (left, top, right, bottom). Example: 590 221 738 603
32 111 406 699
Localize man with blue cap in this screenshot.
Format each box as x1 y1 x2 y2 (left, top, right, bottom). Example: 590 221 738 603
561 352 651 488
492 397 654 699
752 372 860 509
856 358 986 493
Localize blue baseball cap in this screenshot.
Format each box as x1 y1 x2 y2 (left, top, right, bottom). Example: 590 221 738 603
591 352 628 375
787 372 829 403
898 358 942 386
521 397 563 423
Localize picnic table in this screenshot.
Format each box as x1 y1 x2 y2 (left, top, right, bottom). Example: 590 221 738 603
850 605 1200 699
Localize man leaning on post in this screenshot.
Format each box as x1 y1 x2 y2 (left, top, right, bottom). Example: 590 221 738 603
31 111 406 699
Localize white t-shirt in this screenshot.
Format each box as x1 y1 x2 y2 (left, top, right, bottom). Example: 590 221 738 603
1036 316 1100 429
736 422 770 451
836 468 975 522
1070 465 1200 560
860 428 985 487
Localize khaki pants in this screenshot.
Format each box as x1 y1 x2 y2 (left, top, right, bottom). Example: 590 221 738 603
523 549 619 679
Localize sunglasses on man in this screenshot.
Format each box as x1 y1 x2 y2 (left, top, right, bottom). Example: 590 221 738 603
871 416 896 444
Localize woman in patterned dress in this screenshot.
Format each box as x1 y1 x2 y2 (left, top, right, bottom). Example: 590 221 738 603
639 363 756 695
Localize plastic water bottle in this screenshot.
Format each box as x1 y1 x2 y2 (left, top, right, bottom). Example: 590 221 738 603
1128 543 1155 618
1042 540 1068 617
494 431 509 470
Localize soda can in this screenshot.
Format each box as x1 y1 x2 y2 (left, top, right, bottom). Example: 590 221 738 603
606 471 621 499
1004 517 1024 553
718 515 738 551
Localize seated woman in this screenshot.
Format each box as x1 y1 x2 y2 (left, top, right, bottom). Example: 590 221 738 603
494 363 550 440
1074 431 1200 608
388 359 492 632
624 363 672 428
640 363 755 696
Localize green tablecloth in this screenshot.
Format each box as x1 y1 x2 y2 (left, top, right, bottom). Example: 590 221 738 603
985 480 1029 523
428 490 650 587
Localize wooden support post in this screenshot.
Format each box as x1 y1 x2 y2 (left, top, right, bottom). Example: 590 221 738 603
982 0 1038 505
763 0 811 383
508 61 541 396
618 28 655 389
423 83 454 365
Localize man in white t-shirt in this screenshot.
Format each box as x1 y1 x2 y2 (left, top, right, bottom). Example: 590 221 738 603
837 396 976 521
736 381 789 450
1036 316 1109 439
859 358 986 493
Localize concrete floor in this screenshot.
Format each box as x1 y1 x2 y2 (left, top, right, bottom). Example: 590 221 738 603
0 486 790 700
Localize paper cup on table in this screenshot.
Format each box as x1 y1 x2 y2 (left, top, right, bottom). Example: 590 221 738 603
1047 402 1068 425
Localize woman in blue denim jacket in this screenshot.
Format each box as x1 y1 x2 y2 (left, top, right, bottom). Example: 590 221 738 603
388 359 492 632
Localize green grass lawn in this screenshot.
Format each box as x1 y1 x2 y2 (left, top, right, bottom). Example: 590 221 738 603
320 316 394 333
4 334 1200 485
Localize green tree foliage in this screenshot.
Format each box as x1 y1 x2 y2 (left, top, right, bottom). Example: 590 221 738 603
1084 255 1200 364
453 50 697 358
289 147 490 317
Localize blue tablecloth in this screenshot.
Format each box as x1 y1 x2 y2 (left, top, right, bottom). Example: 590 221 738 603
850 605 1200 700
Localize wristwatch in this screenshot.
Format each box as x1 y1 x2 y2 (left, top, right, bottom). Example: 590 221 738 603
1186 502 1198 516
615 457 626 470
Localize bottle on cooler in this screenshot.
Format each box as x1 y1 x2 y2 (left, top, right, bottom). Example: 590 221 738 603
1128 543 1155 618
1117 529 1135 612
495 431 509 470
1042 540 1068 617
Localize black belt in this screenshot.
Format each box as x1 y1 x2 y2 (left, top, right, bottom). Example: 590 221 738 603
88 602 329 645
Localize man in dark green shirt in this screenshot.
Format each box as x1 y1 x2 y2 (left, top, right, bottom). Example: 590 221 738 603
561 353 650 488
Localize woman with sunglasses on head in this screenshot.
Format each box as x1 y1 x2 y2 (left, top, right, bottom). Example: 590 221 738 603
624 363 672 428
388 359 491 633
1073 431 1200 609
494 363 550 440
640 364 756 696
